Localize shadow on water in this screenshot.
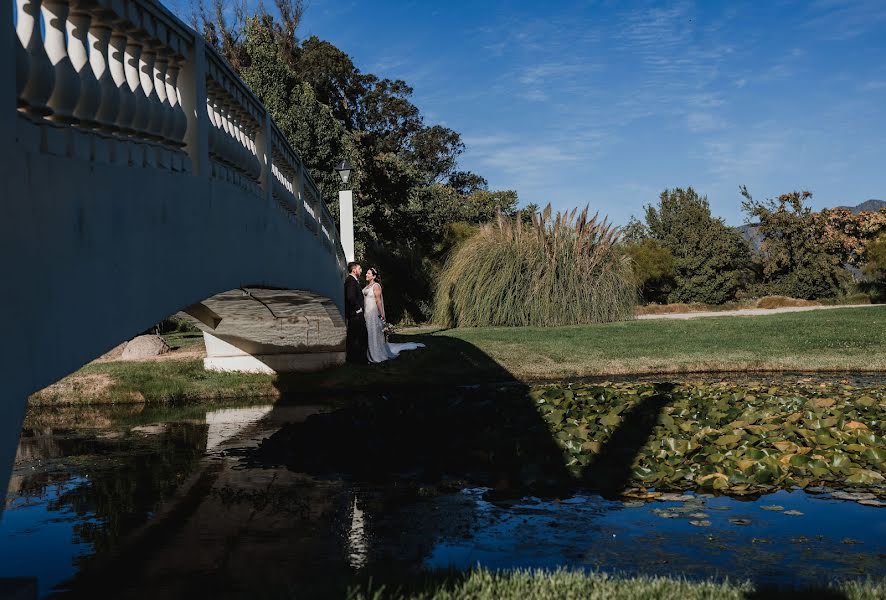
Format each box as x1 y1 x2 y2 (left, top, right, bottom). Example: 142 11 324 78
40 335 863 599
266 338 677 500
580 384 674 498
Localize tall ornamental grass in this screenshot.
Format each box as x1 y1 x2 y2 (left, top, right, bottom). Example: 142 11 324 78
433 205 636 327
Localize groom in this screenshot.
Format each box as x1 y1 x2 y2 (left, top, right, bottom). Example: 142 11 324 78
344 261 368 364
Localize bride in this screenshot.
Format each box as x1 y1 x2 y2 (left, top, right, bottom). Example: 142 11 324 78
363 267 424 363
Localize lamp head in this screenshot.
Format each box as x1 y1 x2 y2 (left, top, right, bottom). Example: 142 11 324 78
335 159 352 184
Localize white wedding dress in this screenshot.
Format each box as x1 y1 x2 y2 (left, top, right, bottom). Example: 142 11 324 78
363 283 425 363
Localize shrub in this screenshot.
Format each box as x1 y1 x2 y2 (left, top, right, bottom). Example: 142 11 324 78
741 189 850 299
644 187 754 304
623 238 675 304
754 295 820 309
861 233 886 302
433 205 636 327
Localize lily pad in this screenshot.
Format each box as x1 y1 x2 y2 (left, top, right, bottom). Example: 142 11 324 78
689 520 711 527
783 510 804 516
760 505 785 511
655 493 694 502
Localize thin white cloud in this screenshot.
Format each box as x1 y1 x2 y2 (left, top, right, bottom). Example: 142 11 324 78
804 0 886 40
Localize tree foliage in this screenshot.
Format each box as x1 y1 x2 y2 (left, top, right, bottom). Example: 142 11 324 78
741 188 849 299
623 238 676 304
193 0 519 320
861 233 886 302
643 187 752 304
817 207 886 267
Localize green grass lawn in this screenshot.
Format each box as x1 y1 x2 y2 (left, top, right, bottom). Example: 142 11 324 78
344 568 885 600
30 306 886 403
435 305 886 380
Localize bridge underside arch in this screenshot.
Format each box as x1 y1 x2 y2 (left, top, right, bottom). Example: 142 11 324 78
183 287 345 373
0 140 346 497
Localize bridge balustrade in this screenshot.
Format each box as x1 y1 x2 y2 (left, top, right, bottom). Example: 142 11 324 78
8 0 342 260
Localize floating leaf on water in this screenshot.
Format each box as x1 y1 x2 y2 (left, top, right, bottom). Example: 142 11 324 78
736 459 758 472
689 512 709 519
697 473 728 484
655 493 694 502
760 505 785 511
689 520 711 527
655 511 679 519
809 398 836 408
845 469 885 484
841 538 863 545
773 441 799 453
815 434 837 447
715 435 742 446
831 491 876 501
783 510 804 516
622 500 646 508
729 518 752 525
844 421 869 431
599 413 622 427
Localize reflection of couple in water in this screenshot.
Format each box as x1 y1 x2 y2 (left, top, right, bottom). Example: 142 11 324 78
343 261 424 364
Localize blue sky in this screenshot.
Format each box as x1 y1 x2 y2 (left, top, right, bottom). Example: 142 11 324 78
218 0 886 226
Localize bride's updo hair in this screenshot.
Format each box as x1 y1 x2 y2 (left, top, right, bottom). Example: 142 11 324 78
367 267 380 282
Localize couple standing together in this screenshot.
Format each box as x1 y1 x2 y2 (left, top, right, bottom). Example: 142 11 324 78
344 261 424 364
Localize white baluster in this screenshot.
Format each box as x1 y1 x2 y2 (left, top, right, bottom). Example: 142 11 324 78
154 53 173 142
15 21 29 99
124 34 148 134
139 44 162 139
165 57 187 145
89 21 119 132
206 96 220 158
108 31 134 132
68 6 100 126
218 102 237 168
42 0 81 122
16 0 55 114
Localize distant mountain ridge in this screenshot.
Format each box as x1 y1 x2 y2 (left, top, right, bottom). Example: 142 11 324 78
737 199 884 251
836 199 885 214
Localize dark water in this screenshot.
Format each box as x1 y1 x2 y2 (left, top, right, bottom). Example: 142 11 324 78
2 394 885 599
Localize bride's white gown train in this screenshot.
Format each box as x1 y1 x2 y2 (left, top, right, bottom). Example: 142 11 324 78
363 284 424 363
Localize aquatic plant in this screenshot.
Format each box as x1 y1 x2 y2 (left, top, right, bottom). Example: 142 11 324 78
534 380 886 496
433 205 636 327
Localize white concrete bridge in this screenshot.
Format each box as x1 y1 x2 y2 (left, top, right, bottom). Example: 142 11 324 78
0 0 349 499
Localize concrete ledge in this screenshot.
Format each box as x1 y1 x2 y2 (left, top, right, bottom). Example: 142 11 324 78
204 352 344 374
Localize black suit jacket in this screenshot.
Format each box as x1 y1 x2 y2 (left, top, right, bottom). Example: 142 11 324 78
344 276 364 319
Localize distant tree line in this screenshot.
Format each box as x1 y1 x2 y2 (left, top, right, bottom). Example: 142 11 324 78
624 187 886 304
192 1 884 316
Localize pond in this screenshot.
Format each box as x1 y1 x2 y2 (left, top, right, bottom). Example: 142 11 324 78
1 376 885 598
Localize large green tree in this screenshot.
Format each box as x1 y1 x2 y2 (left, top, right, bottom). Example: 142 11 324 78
195 0 518 320
741 188 848 299
644 187 752 304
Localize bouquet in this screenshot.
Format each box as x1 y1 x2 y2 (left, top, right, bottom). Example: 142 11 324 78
382 319 396 341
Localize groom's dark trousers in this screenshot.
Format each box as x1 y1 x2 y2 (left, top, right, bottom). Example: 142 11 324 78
344 275 368 364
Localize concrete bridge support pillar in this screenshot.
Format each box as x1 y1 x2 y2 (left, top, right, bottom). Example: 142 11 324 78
203 331 344 374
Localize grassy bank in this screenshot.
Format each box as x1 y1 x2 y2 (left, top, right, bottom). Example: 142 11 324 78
439 305 886 380
30 306 886 403
29 359 277 406
344 568 885 600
